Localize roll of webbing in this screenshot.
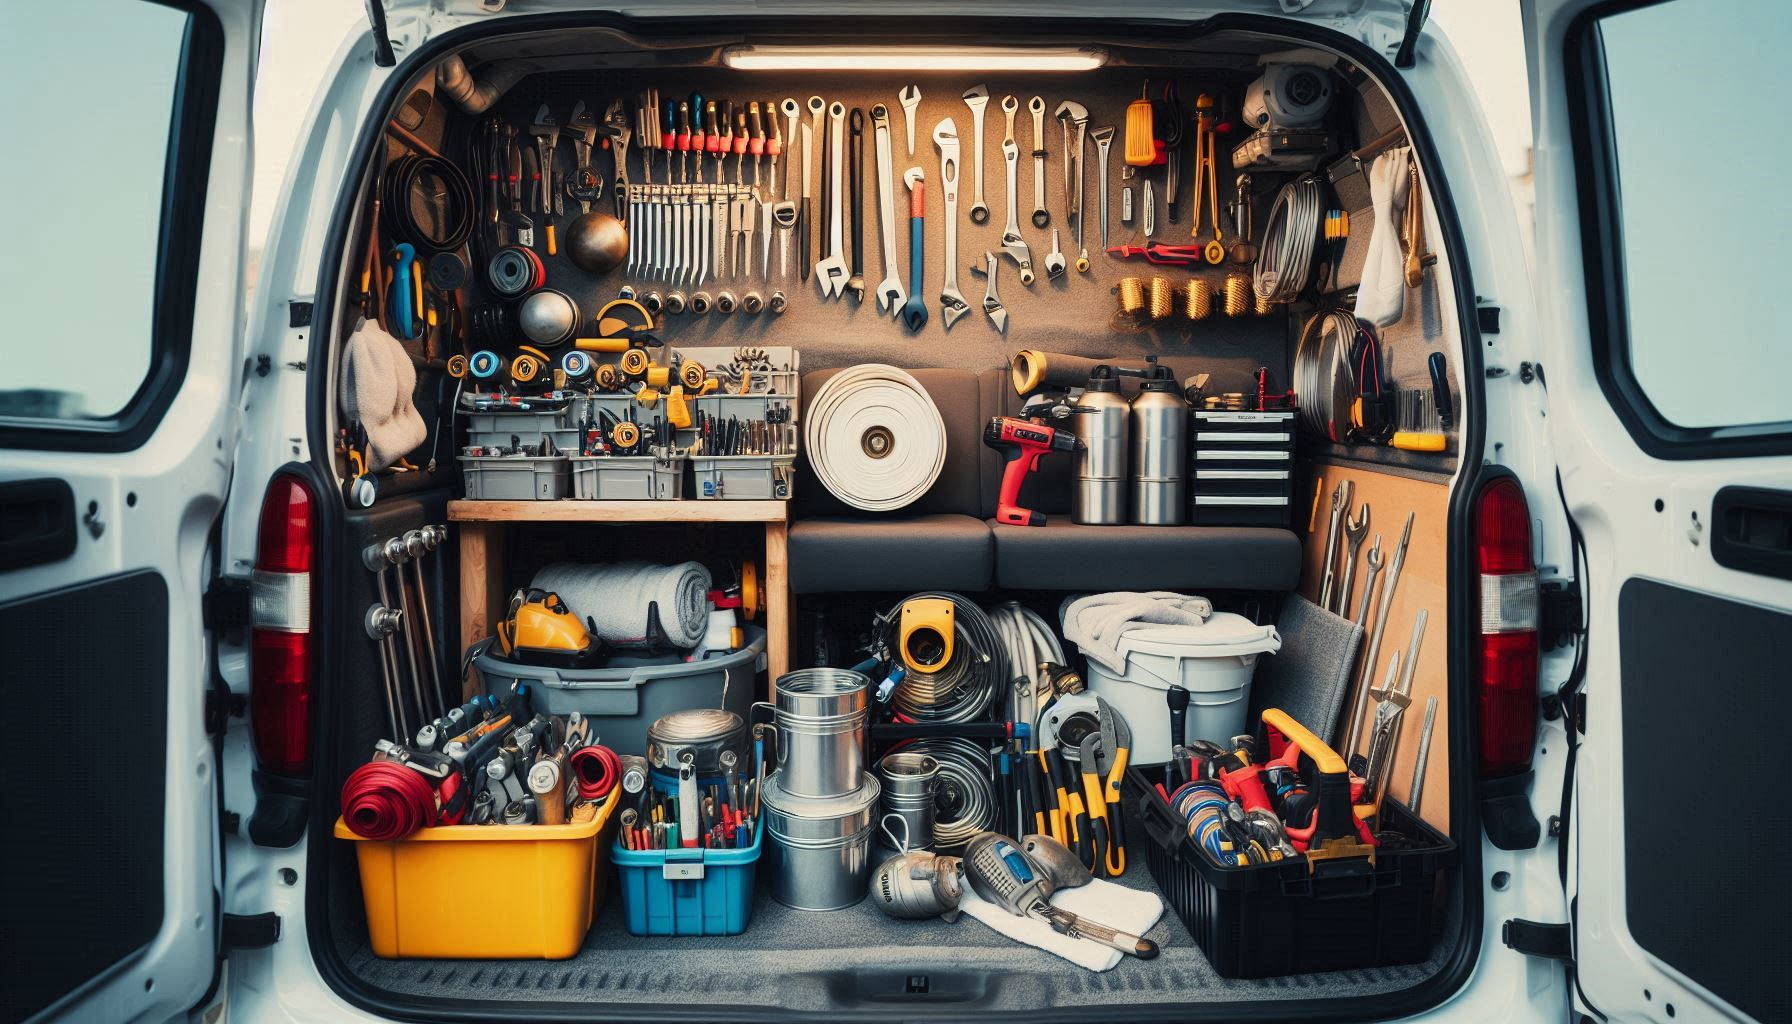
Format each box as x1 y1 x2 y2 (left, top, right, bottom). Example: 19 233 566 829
804 364 946 513
1008 350 1110 396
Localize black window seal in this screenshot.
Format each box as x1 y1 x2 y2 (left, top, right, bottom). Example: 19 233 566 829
0 0 223 453
1564 0 1792 460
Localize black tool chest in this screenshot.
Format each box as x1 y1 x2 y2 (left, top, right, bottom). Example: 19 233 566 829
1190 409 1298 528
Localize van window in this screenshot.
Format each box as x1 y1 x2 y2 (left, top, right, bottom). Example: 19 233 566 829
1586 0 1792 435
0 0 191 434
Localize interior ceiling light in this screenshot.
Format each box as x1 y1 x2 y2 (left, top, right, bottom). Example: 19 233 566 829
722 45 1108 72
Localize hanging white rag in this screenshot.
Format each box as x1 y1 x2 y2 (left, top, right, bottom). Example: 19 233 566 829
1059 592 1215 675
532 561 714 649
338 317 428 471
958 878 1165 972
1353 144 1413 328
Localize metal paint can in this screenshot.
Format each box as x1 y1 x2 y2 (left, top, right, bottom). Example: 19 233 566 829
761 769 882 910
875 751 939 852
771 669 869 799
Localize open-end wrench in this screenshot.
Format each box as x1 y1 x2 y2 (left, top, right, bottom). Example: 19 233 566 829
695 192 710 288
900 168 928 332
970 251 1008 334
1339 503 1371 620
566 101 600 214
899 85 921 157
934 119 971 329
847 107 866 302
1317 479 1352 612
1028 96 1049 229
1044 228 1066 280
1091 125 1114 259
816 102 849 297
603 100 632 221
872 104 906 314
780 99 800 201
962 85 990 226
1354 534 1385 628
998 95 1035 286
712 189 728 281
1055 100 1089 272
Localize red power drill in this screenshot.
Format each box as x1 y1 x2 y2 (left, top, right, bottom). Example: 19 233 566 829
983 416 1083 527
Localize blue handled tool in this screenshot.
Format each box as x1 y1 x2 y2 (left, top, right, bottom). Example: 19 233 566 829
900 167 928 332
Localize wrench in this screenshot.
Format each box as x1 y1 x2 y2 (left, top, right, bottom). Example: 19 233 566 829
899 85 921 157
815 102 849 297
998 95 1034 285
1055 100 1089 272
1044 228 1066 280
1339 503 1370 619
971 251 1008 334
780 99 800 201
1092 125 1114 253
872 104 906 314
847 107 865 302
934 119 971 329
1029 96 1049 228
1353 534 1384 628
712 190 728 281
1317 479 1352 612
566 100 600 214
761 192 774 280
603 100 632 221
900 167 928 332
962 85 990 225
695 191 710 288
773 200 797 279
802 98 823 281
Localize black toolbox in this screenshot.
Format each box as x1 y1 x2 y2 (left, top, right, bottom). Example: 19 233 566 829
1129 766 1455 978
1189 409 1296 527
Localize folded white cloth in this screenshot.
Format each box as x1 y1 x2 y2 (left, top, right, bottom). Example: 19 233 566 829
338 317 426 471
1060 591 1214 675
1353 145 1413 328
959 878 1164 972
532 561 713 649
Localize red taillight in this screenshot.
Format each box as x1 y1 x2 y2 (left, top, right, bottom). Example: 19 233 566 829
1475 477 1539 778
250 474 315 776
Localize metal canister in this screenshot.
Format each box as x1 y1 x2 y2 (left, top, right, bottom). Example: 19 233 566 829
1129 365 1189 525
646 708 747 781
1071 365 1130 525
772 669 870 798
761 770 883 910
875 751 940 852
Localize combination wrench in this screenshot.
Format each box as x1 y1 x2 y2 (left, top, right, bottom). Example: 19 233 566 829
847 107 865 302
1055 100 1089 272
962 85 990 225
900 167 928 331
779 98 800 201
898 85 921 157
815 101 849 297
1338 502 1371 619
872 104 906 314
1317 479 1351 612
1092 126 1115 254
998 95 1035 285
933 119 971 329
1028 95 1049 228
800 97 823 281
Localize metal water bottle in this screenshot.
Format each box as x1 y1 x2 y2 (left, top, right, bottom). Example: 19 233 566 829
1072 365 1131 525
1130 359 1188 525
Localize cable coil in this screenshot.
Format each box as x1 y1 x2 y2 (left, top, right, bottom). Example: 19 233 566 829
1292 309 1360 441
879 592 1007 723
988 601 1064 729
569 743 621 802
804 364 947 513
1254 175 1324 304
341 760 439 841
382 155 476 253
900 736 999 851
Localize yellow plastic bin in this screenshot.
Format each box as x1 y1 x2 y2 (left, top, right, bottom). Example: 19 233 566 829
335 787 619 959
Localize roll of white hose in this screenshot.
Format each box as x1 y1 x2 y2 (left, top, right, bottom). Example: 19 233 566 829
804 364 947 513
989 601 1065 729
532 561 713 649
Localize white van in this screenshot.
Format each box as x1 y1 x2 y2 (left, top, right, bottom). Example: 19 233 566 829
2 1 1786 1021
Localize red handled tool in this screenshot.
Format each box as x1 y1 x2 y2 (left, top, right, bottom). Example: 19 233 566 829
982 416 1083 527
1106 241 1208 267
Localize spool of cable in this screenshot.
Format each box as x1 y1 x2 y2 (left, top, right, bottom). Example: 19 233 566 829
560 350 594 380
1293 309 1359 441
511 350 544 384
446 354 469 378
467 350 502 380
593 363 620 391
382 155 475 253
678 360 706 390
989 601 1064 728
878 592 1006 723
1223 273 1251 318
569 743 621 802
488 246 545 297
804 364 946 513
619 347 651 378
900 736 998 851
341 761 438 841
1182 279 1213 321
1254 175 1324 304
1147 277 1174 322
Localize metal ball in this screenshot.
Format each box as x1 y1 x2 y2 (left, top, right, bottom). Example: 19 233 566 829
518 289 578 346
564 212 628 274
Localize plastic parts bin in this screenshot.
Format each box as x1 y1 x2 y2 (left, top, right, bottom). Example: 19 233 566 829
334 786 620 959
611 816 764 935
460 455 569 500
570 454 685 500
691 454 796 500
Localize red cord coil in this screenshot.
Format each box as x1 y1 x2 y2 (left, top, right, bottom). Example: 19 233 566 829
342 761 439 840
569 743 621 801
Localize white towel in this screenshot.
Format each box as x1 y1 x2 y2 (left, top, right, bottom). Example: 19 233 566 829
337 317 427 471
1353 145 1413 328
532 561 713 649
959 878 1164 972
1060 592 1214 675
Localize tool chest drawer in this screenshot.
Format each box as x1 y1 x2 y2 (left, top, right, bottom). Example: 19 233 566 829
1189 410 1295 526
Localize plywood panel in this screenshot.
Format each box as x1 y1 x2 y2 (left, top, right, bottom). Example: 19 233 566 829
1297 464 1452 831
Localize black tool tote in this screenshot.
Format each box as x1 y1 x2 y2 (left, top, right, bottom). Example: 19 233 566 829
1128 768 1456 979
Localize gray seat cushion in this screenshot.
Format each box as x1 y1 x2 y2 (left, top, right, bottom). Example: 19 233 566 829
789 514 994 594
988 520 1301 591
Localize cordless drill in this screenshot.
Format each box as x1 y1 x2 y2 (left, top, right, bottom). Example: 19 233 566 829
983 416 1083 527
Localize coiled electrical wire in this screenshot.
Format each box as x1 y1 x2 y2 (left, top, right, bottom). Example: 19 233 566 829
341 760 438 841
1183 278 1213 321
879 592 1007 723
1254 175 1324 304
570 743 621 801
1222 273 1250 318
988 601 1064 730
381 155 476 253
901 737 998 851
1293 309 1360 441
1147 277 1174 322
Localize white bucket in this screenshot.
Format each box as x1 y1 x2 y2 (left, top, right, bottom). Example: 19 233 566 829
1079 614 1281 765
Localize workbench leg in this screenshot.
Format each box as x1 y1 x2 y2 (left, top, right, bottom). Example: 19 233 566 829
764 521 790 691
458 521 504 700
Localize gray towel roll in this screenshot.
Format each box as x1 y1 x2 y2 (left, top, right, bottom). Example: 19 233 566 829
532 561 713 649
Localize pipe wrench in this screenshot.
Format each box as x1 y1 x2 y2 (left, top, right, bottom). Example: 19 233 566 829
970 251 1008 334
872 104 906 314
933 119 971 329
815 102 849 297
998 95 1034 285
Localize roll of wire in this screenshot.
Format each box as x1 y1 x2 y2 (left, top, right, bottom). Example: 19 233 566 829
1293 309 1361 441
1147 277 1174 323
804 364 947 513
898 736 998 851
879 592 1007 724
382 155 476 253
1254 175 1324 304
341 760 438 841
1182 279 1213 321
988 601 1064 729
1112 276 1150 334
570 743 622 802
1223 273 1251 318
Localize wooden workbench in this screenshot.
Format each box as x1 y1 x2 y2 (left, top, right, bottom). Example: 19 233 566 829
446 499 791 689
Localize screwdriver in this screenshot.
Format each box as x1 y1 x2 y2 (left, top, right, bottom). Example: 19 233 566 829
691 93 706 183
676 101 692 184
661 101 677 184
712 100 731 182
733 105 749 184
765 99 784 198
748 101 766 188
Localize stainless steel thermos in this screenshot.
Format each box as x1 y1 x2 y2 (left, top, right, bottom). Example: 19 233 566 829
1071 366 1131 525
1129 361 1189 525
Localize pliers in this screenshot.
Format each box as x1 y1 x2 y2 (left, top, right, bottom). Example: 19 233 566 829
1077 699 1133 878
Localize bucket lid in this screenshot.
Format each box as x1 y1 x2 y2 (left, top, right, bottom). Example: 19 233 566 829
761 769 882 821
1112 611 1282 659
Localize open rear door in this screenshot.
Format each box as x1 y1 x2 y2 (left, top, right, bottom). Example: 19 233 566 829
1526 1 1792 1021
0 0 258 1020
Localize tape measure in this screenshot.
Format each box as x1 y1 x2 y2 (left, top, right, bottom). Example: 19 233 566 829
467 350 503 380
610 420 641 450
446 354 469 378
619 347 651 378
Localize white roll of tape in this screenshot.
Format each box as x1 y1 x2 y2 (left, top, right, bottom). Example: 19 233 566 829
804 364 947 512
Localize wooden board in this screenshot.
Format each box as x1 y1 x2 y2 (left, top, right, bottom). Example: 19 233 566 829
448 499 787 523
1297 464 1452 832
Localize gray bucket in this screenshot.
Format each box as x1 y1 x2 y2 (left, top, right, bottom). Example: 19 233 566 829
761 770 881 910
769 669 869 799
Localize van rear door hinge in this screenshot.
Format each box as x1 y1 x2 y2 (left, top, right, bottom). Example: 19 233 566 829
1502 919 1572 961
1539 578 1582 651
222 911 282 950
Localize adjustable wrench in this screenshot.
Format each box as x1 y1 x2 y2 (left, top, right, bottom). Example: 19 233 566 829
1092 126 1114 255
603 100 632 221
872 104 906 314
934 119 971 329
566 100 601 214
899 85 921 157
1028 95 1049 228
1055 100 1089 272
971 251 1008 334
962 85 990 226
815 102 849 297
998 95 1034 286
530 106 562 253
900 168 928 332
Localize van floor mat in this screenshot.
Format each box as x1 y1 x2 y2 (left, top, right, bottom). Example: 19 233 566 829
345 860 1450 1013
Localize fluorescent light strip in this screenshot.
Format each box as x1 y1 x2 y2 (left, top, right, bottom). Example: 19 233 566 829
722 45 1107 72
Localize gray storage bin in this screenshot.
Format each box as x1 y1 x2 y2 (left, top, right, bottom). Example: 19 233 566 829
467 426 581 455
460 455 569 500
691 455 796 500
464 408 568 435
472 625 767 754
695 392 797 424
570 455 686 500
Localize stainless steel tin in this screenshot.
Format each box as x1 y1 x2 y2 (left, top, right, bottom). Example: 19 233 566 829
1072 381 1131 525
773 669 870 798
762 770 882 910
875 752 939 852
646 708 746 776
1129 381 1188 525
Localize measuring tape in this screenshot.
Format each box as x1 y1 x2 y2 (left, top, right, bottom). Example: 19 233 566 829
804 364 946 513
